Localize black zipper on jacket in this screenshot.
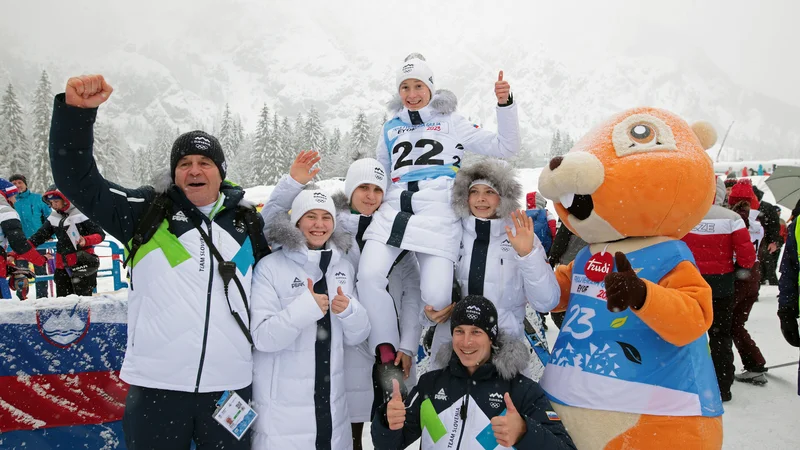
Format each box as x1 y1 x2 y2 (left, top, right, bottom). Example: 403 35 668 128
195 221 215 392
455 379 471 450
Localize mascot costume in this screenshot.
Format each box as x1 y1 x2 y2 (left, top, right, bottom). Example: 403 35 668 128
538 107 723 449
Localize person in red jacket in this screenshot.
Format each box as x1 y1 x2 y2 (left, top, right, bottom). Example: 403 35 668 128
683 177 756 401
27 187 105 297
726 179 768 385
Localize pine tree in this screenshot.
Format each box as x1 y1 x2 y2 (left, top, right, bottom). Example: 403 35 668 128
292 113 305 153
1 83 30 176
94 121 126 184
249 104 271 186
219 103 236 160
561 133 574 154
277 116 295 181
233 133 255 187
321 128 348 178
349 110 373 161
29 70 53 192
549 130 563 159
304 107 325 153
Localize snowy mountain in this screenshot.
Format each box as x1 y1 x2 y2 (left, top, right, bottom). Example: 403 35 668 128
1 6 798 160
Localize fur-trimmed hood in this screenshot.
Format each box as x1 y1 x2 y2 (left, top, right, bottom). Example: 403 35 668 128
387 89 458 116
451 159 522 219
331 190 350 214
434 331 530 381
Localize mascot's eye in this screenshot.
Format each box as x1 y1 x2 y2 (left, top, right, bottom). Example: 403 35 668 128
612 113 677 157
629 123 656 145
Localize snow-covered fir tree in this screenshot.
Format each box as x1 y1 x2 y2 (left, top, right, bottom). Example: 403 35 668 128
248 104 272 186
94 121 127 184
1 83 30 176
292 113 305 153
349 110 373 161
320 127 348 178
218 103 238 161
304 107 325 153
29 70 53 192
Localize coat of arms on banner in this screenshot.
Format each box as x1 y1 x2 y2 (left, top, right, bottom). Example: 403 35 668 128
35 302 92 348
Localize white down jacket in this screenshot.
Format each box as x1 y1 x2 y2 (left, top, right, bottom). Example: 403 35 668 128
250 213 370 450
362 90 520 262
260 177 424 423
428 161 560 378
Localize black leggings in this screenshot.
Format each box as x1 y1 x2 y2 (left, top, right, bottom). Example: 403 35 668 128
123 384 253 450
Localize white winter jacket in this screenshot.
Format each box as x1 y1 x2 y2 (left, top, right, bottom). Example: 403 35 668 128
250 212 370 450
363 90 520 262
261 178 424 423
427 160 559 376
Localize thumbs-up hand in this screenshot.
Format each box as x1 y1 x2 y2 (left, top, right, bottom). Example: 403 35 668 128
491 393 527 447
65 75 113 108
494 70 511 105
308 278 329 314
386 379 406 431
604 252 647 313
331 286 350 314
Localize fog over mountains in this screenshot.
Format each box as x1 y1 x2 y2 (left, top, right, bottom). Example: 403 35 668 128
1 0 797 162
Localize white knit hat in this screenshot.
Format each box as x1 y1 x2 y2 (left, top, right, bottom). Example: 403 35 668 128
396 53 435 95
290 189 337 229
345 158 388 202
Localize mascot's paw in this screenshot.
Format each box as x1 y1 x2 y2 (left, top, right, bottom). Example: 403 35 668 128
604 252 647 313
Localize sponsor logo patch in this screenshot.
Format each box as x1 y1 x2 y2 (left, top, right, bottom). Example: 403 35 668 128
291 277 305 289
434 388 447 401
172 211 189 222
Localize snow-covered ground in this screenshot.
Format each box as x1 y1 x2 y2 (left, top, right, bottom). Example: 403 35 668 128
359 285 800 449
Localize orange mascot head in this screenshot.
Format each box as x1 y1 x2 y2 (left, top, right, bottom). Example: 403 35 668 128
538 107 717 244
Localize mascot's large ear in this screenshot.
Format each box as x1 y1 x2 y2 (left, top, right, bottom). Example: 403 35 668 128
691 121 717 150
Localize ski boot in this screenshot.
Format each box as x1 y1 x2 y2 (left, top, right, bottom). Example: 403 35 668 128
734 367 768 386
373 344 408 404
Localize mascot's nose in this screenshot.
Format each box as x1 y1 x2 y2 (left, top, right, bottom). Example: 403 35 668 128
549 156 563 171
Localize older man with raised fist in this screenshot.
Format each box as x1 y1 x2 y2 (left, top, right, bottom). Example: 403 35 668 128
371 295 575 449
49 74 271 449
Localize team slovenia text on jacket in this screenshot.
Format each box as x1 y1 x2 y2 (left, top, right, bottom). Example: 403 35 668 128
48 93 270 393
371 335 576 450
250 212 370 449
363 90 520 262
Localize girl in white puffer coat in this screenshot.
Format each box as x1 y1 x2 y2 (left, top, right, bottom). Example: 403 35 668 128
424 159 560 380
250 188 370 450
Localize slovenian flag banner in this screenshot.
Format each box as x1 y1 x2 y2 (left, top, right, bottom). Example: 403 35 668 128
0 294 129 449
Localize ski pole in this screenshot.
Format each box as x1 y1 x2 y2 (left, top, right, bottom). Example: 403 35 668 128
765 361 799 370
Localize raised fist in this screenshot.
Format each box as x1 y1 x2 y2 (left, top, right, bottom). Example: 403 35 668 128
65 75 113 108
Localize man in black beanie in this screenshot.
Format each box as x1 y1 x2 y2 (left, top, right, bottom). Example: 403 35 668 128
451 295 500 343
169 130 227 207
47 74 271 450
